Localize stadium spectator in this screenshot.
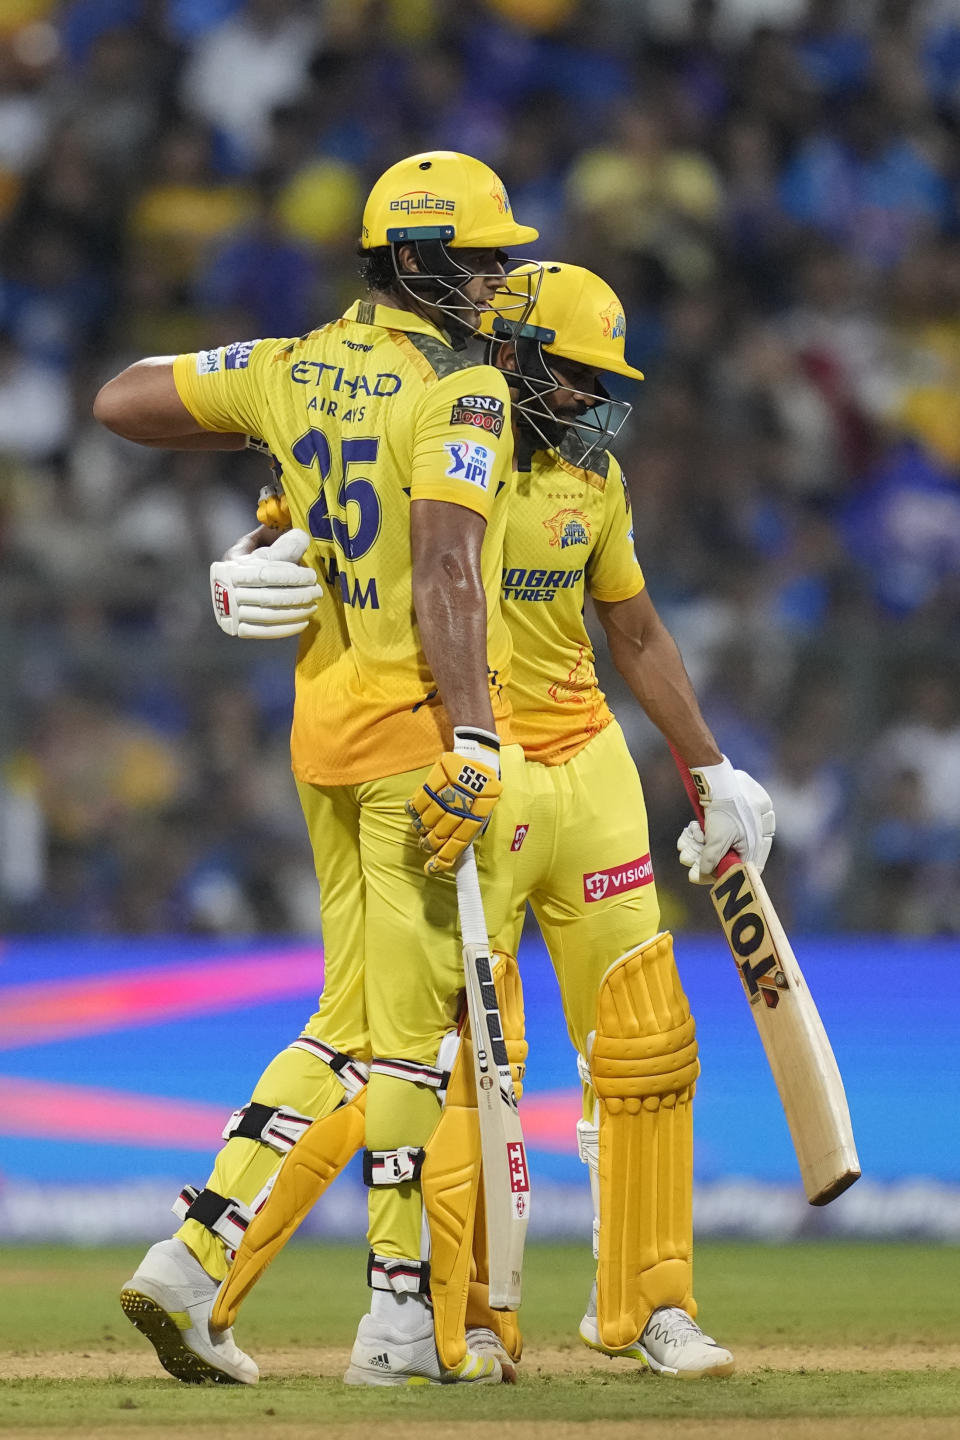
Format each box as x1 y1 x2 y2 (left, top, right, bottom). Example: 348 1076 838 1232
1 0 958 934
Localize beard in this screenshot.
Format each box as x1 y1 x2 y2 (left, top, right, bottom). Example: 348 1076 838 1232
516 398 594 456
515 404 565 451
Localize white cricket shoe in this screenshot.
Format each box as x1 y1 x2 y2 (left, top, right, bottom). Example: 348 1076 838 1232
344 1311 508 1387
579 1284 734 1378
466 1325 519 1373
120 1238 258 1385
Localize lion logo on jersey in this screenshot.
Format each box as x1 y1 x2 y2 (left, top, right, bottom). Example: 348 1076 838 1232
490 178 511 215
548 645 594 705
600 301 626 340
544 508 590 550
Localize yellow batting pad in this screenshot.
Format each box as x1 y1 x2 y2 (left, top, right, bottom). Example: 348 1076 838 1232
590 932 699 1350
424 953 526 1370
420 1023 481 1372
466 1171 523 1364
211 1091 366 1332
494 950 528 1103
464 952 525 1362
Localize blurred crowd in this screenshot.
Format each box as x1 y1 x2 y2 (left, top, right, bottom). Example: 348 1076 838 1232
1 0 959 937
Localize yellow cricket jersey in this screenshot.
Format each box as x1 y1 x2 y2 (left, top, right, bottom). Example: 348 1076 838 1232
503 435 644 766
173 302 515 785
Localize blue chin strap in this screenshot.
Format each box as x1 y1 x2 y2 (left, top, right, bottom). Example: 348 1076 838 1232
491 315 557 346
384 225 456 243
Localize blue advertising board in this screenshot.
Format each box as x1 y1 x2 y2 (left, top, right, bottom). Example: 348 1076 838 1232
1 932 957 1240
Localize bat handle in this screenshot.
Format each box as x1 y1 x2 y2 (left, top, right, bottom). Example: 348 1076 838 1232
455 846 490 951
668 743 740 878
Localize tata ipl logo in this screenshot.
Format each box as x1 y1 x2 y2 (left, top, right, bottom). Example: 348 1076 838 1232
600 301 626 340
389 191 456 215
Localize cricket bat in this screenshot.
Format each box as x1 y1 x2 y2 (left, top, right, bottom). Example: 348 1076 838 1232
456 845 530 1308
672 750 861 1205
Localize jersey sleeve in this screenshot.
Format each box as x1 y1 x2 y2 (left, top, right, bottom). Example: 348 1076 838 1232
586 454 646 602
172 337 281 439
409 365 513 520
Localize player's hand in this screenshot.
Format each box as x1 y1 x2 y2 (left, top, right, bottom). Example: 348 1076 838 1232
210 528 322 639
406 727 502 875
256 483 292 531
678 757 775 884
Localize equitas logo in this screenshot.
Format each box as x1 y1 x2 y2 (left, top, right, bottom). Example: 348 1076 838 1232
389 191 456 214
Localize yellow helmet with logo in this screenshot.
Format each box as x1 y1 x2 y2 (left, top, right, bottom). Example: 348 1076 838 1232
360 150 538 250
485 261 644 380
482 261 643 464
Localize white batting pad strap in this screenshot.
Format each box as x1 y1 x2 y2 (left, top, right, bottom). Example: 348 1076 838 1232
363 1145 426 1186
172 1184 199 1221
288 1035 370 1098
577 1117 599 1169
576 1052 592 1087
369 1056 451 1091
370 1056 451 1091
434 1029 460 1104
249 1171 278 1216
576 1120 601 1261
172 1185 253 1251
221 1101 313 1154
367 1251 431 1296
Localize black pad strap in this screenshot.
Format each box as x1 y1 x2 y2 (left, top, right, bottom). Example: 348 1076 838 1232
367 1250 431 1295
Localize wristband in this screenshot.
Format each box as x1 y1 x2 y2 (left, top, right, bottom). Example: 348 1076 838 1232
453 725 501 779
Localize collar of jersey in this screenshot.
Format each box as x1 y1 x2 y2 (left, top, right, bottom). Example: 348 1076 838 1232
343 299 452 346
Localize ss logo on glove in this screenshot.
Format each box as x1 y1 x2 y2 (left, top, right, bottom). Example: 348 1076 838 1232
406 747 503 875
457 763 488 795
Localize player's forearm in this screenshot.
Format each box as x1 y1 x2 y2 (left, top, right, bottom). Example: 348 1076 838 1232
595 592 722 768
414 562 496 732
411 499 496 732
93 357 245 449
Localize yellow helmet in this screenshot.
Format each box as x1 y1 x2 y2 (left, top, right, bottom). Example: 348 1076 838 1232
360 150 539 250
481 262 643 464
485 261 644 381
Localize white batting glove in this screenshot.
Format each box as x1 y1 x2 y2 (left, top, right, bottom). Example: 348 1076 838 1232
678 757 776 884
210 528 322 639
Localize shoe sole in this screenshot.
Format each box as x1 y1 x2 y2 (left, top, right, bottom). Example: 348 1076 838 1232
343 1365 436 1387
579 1327 735 1379
120 1289 241 1385
343 1362 506 1388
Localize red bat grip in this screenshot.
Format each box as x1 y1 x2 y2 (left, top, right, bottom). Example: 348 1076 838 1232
668 743 740 878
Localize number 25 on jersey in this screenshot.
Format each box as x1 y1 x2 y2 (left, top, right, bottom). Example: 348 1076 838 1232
293 428 382 561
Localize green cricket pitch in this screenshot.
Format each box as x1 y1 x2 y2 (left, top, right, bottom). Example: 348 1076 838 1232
1 1241 958 1438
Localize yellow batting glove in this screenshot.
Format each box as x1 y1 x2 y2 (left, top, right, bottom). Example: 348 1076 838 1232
256 484 292 531
406 726 502 875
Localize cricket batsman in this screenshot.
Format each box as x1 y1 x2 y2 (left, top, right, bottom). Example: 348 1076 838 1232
199 263 775 1380
476 262 774 1374
94 150 542 1387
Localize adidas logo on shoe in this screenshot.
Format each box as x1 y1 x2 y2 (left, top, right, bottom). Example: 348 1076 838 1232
368 1352 391 1369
